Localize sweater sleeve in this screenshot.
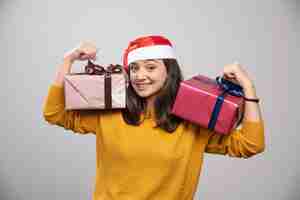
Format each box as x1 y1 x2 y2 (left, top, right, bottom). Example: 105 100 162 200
204 120 265 158
42 84 100 135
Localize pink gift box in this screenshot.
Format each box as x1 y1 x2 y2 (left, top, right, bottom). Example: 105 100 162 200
64 62 128 110
171 74 244 135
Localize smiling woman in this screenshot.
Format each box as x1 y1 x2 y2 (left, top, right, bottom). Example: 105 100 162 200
122 57 183 132
129 59 168 99
43 34 265 200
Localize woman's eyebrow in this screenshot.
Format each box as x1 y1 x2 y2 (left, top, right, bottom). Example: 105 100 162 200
144 59 159 63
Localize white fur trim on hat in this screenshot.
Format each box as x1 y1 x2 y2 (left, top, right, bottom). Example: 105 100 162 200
127 45 176 65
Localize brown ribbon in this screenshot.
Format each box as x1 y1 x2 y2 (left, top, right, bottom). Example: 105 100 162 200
84 60 123 109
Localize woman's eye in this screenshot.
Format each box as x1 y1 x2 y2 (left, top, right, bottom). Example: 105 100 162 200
146 65 156 70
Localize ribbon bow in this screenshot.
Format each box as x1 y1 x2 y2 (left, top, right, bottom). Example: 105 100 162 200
215 76 244 97
85 60 123 75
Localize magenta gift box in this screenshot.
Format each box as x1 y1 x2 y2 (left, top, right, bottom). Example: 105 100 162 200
171 74 244 135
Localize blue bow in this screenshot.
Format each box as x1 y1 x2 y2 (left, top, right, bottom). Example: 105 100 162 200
215 76 244 97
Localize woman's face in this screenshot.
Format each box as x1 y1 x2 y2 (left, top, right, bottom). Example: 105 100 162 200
129 59 168 98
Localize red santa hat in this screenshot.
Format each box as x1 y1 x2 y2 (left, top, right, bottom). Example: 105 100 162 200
123 35 176 72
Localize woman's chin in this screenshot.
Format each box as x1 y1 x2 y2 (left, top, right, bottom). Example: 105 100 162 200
136 91 151 98
133 86 161 99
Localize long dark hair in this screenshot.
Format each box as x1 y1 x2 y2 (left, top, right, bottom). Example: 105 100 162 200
121 58 184 133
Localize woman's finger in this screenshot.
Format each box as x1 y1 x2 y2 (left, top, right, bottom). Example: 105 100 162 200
79 54 90 60
223 72 235 78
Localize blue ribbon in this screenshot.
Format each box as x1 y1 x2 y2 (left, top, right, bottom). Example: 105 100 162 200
207 76 244 131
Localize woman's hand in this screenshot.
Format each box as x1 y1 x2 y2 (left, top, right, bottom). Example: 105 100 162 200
222 62 263 122
222 62 254 89
53 41 97 87
63 41 97 63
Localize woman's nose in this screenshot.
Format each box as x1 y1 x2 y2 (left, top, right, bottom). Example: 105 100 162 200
134 69 147 80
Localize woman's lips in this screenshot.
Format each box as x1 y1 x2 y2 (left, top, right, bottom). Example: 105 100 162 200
134 83 151 90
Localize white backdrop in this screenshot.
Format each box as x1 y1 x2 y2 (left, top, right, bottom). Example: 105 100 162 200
0 0 298 199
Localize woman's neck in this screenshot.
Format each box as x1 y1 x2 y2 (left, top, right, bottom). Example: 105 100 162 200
146 95 156 111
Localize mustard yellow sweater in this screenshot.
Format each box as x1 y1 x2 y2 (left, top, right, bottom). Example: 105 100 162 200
43 84 265 200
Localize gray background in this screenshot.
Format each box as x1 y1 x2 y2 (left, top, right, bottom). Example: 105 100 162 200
0 0 298 199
